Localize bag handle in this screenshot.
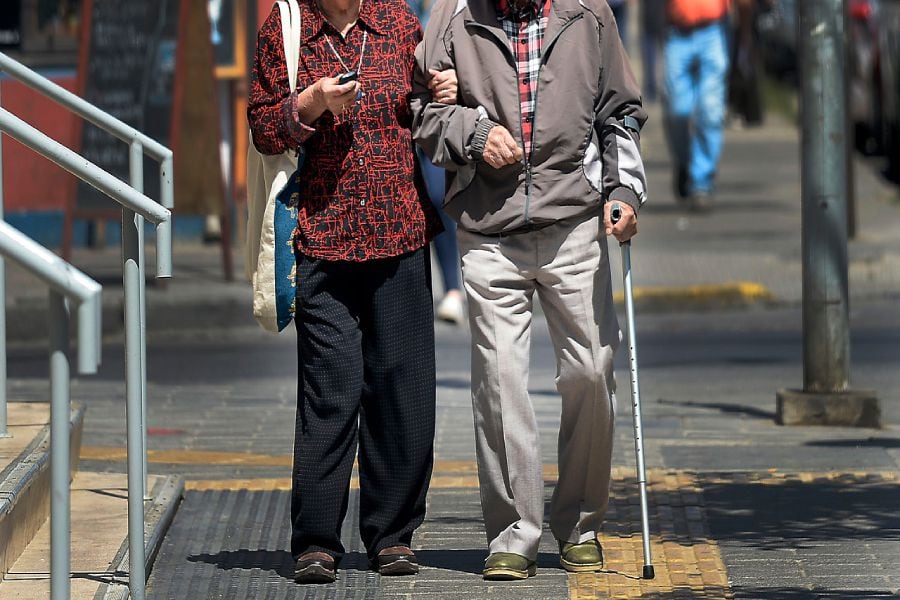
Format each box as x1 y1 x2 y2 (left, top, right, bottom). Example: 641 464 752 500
277 0 302 93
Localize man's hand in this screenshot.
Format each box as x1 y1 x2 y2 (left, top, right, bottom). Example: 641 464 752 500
604 201 637 243
428 68 458 105
312 76 361 117
482 126 524 169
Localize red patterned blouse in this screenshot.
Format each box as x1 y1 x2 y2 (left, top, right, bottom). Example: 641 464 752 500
248 0 440 262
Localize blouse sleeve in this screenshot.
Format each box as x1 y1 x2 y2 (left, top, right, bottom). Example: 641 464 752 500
247 7 316 155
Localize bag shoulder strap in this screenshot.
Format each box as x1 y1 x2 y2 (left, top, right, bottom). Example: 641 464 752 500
276 0 302 93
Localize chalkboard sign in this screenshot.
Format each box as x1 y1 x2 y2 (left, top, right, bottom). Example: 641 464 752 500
76 0 180 212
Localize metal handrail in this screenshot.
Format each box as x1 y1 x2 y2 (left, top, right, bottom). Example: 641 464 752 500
0 223 102 373
0 53 170 159
0 55 175 600
0 222 102 600
1 51 173 499
0 109 169 228
0 53 174 274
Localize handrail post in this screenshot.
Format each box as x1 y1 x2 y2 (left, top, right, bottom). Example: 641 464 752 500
130 141 149 499
123 208 146 600
49 290 71 600
157 154 173 279
0 78 8 439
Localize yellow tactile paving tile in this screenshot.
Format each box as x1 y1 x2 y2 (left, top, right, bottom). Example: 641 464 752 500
568 468 733 599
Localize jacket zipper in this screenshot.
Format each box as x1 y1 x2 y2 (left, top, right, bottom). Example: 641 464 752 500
524 14 583 225
467 14 584 226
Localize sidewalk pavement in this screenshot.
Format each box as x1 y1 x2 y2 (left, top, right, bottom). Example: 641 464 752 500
3 93 900 599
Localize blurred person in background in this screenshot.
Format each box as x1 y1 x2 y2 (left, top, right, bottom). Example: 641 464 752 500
663 0 732 210
412 0 647 581
407 0 467 324
641 0 667 101
727 0 767 126
608 0 633 48
249 0 456 584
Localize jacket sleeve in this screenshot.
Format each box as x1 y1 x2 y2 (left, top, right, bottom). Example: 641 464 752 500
595 8 648 214
247 7 315 156
410 0 482 170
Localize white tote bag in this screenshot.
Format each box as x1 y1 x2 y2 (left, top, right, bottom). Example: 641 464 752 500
246 0 303 333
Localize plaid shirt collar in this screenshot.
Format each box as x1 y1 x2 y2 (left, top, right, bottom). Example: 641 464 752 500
495 0 547 21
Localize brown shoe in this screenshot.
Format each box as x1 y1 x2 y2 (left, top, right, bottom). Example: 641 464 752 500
374 546 419 576
294 551 336 583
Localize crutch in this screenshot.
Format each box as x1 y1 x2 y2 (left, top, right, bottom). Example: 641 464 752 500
610 202 655 580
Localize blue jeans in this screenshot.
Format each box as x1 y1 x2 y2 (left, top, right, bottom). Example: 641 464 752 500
664 21 729 195
417 148 461 292
610 3 630 50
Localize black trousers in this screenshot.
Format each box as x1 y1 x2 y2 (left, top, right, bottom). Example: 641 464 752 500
291 248 436 563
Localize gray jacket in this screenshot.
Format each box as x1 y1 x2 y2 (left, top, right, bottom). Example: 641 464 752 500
411 0 648 235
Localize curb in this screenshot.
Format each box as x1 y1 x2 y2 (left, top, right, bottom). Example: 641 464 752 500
96 475 185 600
613 281 774 311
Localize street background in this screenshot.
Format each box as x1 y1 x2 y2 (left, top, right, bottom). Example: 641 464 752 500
4 92 900 597
3 0 900 596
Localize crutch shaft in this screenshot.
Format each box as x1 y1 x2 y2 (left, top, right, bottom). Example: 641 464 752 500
611 201 654 579
621 241 654 579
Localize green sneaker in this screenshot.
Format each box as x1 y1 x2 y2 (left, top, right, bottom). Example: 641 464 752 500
483 552 537 580
559 539 604 573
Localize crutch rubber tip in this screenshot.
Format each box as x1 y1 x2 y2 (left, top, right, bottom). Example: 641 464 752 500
643 565 655 580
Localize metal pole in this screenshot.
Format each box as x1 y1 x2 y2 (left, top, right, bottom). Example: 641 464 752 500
0 78 8 439
49 290 70 600
122 208 146 600
130 141 148 499
798 0 850 392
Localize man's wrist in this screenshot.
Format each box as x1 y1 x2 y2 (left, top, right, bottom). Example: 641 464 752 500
469 113 496 161
608 187 641 215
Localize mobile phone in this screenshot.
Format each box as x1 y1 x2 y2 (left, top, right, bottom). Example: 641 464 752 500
337 70 358 85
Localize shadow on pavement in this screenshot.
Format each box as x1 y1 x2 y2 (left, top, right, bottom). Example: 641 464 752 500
731 589 896 599
656 398 776 420
701 474 900 550
805 438 900 449
187 549 295 578
414 549 560 575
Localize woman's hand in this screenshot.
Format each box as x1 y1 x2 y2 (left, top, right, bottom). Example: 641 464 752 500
313 76 361 117
428 68 458 105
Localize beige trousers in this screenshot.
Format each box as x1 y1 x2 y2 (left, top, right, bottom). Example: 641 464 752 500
457 214 620 560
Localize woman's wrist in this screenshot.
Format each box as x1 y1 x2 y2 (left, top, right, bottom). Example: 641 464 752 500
296 81 327 124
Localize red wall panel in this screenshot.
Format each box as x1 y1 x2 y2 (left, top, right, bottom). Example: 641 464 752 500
1 76 79 212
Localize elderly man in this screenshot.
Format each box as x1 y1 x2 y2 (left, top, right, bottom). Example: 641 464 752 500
411 0 647 580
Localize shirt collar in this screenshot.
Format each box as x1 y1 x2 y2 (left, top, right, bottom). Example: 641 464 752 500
496 0 547 21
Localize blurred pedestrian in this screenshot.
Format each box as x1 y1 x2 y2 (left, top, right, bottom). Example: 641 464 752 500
641 0 666 101
413 0 647 580
608 0 632 49
663 0 731 210
727 0 765 126
248 0 456 584
407 0 467 324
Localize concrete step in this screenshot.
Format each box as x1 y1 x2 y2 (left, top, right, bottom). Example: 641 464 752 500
0 402 85 582
0 472 183 599
0 402 184 598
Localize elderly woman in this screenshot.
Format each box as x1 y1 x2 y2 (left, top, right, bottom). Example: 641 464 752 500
248 0 455 584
